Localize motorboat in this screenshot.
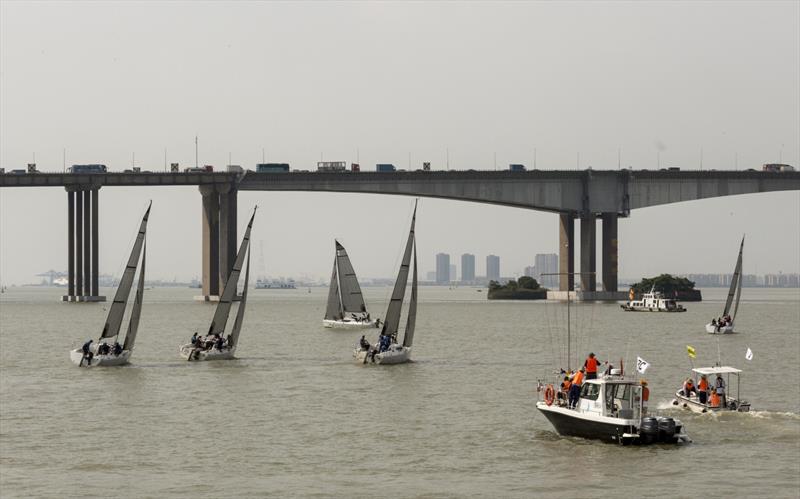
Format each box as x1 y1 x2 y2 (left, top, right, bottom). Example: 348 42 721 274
179 208 255 361
620 287 686 312
354 202 418 365
705 237 744 334
323 240 375 329
536 370 691 445
672 366 750 413
70 203 150 367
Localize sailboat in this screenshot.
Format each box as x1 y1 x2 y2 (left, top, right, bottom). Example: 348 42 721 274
179 208 256 361
323 240 376 329
70 202 151 367
354 202 417 365
705 236 744 334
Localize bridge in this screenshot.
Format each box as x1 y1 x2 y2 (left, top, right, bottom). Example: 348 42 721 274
2 169 798 301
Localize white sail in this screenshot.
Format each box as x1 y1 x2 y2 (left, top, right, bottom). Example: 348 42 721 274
402 241 417 348
122 240 146 351
722 236 744 318
324 256 342 320
383 203 417 342
229 245 250 348
209 209 256 336
101 203 151 339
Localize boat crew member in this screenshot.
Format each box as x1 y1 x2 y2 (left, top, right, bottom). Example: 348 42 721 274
191 332 199 345
683 378 697 397
697 375 709 404
226 334 233 349
98 342 110 355
80 339 94 367
640 380 650 414
113 342 122 356
559 376 571 403
359 335 370 351
568 368 584 409
715 374 727 408
583 353 599 380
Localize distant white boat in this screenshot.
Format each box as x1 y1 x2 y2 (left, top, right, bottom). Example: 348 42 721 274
706 237 744 334
70 203 150 367
323 240 376 329
620 287 686 312
355 202 418 365
255 278 296 289
179 209 255 361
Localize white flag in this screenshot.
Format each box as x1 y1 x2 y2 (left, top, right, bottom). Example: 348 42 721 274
636 356 650 374
745 347 753 361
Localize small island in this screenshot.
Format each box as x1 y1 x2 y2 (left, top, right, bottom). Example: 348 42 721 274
487 277 548 300
629 274 702 301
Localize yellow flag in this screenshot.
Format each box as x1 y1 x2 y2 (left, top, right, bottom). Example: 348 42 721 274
687 345 696 359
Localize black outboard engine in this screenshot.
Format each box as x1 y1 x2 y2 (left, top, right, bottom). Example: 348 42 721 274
639 417 659 444
657 417 676 443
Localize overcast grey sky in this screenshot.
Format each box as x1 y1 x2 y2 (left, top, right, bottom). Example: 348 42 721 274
1 1 798 285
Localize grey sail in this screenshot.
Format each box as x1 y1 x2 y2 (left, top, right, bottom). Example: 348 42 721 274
730 237 745 322
122 241 146 351
209 209 256 336
229 245 250 349
402 242 418 348
722 236 744 318
101 203 151 339
335 241 367 315
383 204 417 342
324 256 342 320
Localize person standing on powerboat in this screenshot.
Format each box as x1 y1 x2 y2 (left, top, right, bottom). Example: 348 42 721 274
715 374 727 408
568 368 585 408
697 375 709 405
583 353 599 380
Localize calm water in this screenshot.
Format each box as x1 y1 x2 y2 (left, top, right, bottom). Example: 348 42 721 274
1 286 799 498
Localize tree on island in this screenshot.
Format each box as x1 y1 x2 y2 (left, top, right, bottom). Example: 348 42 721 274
631 274 696 295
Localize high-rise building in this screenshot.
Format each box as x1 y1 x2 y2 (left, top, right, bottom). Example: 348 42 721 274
524 266 536 277
450 264 457 281
486 254 500 281
436 253 450 284
534 253 559 287
461 253 476 282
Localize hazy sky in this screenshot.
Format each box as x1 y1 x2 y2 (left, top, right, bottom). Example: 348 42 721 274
1 1 798 285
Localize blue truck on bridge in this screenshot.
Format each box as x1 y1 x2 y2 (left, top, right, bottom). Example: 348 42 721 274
256 163 290 173
69 164 107 173
376 164 396 172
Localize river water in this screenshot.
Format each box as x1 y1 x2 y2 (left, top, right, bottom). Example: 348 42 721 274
1 286 798 498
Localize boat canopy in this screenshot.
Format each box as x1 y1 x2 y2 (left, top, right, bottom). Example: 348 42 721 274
692 366 742 375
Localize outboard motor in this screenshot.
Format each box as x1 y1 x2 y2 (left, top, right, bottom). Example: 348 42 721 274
657 417 676 443
639 417 659 444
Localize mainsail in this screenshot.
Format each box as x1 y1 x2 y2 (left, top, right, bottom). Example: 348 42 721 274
101 203 151 340
383 203 417 342
122 241 146 351
324 257 342 320
402 242 418 348
209 208 256 336
335 241 367 314
722 236 745 319
729 236 745 322
229 245 250 348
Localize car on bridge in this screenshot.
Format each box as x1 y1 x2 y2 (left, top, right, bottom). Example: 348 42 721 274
69 164 107 174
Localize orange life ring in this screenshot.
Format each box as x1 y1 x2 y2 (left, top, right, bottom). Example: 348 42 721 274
544 384 555 406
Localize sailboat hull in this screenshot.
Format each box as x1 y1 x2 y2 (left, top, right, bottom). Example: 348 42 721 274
70 348 131 367
354 345 411 365
179 344 236 361
705 323 735 334
323 319 376 330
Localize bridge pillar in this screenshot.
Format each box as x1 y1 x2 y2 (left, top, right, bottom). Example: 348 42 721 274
580 216 596 292
218 185 238 291
63 187 105 302
199 185 220 300
601 213 618 292
559 213 574 291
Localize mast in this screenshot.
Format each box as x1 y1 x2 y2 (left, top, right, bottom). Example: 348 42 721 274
731 236 745 322
101 202 151 340
208 208 256 336
402 240 418 348
383 202 417 342
123 240 146 351
229 244 250 348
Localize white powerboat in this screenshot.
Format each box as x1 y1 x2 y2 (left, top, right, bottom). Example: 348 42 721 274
70 203 150 367
705 237 744 334
180 208 255 361
620 287 686 312
672 366 750 413
355 202 418 365
323 240 376 329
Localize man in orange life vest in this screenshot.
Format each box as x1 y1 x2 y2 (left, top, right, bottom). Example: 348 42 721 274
583 353 599 380
640 379 650 414
697 374 709 405
568 368 584 408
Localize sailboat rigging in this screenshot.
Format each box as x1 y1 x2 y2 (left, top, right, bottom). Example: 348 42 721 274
706 236 744 334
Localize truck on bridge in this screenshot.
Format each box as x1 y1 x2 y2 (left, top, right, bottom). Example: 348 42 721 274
69 164 107 174
762 163 795 172
376 163 396 172
317 161 347 172
256 163 290 173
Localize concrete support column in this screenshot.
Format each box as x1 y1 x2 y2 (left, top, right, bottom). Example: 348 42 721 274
218 185 238 291
91 188 99 296
580 216 596 292
601 213 618 292
200 185 220 297
559 213 574 291
67 190 75 297
83 189 91 294
75 190 84 296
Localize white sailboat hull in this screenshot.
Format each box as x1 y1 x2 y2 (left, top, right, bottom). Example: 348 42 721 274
705 322 735 334
69 348 131 367
323 319 376 330
353 344 411 365
179 343 237 361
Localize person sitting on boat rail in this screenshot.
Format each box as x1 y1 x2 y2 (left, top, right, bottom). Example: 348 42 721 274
191 332 199 345
682 378 697 397
98 342 111 356
583 353 599 380
113 342 122 356
697 375 709 405
215 335 225 350
715 374 727 408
